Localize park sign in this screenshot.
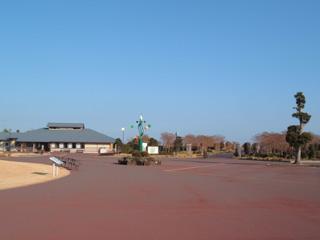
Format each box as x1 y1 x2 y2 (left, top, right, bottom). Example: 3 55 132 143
148 146 159 155
49 157 64 166
49 157 64 177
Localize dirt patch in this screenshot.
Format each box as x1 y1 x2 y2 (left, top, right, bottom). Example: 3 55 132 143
0 159 70 190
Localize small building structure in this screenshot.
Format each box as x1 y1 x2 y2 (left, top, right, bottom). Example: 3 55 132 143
0 132 19 152
0 123 115 154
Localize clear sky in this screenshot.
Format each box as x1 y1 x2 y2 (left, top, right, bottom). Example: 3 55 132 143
0 0 319 143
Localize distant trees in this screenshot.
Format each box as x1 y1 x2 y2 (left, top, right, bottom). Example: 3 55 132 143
286 92 312 164
236 93 316 162
243 142 251 155
308 134 320 159
121 138 138 153
1 129 21 134
254 132 290 157
142 135 150 143
117 135 160 153
114 138 124 153
114 138 123 146
148 137 159 146
241 130 319 161
225 141 236 152
184 134 197 149
157 133 231 154
161 132 176 152
307 144 316 159
183 134 225 152
3 128 11 133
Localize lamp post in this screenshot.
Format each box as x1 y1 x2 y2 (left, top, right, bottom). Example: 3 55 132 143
121 127 125 143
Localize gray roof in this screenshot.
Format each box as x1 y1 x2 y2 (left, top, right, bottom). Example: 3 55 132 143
47 123 85 129
0 132 20 141
11 128 115 143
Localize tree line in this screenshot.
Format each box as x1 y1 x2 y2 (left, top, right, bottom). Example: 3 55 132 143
241 131 320 160
114 133 236 154
160 133 235 153
113 92 317 162
240 92 319 162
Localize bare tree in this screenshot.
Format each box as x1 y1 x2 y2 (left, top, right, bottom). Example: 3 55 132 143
211 135 225 150
309 134 320 145
225 141 236 152
183 134 225 151
142 135 150 143
184 134 196 145
161 132 176 151
183 134 198 150
254 132 290 155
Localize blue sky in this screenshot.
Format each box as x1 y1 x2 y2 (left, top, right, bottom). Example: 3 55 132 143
0 0 319 142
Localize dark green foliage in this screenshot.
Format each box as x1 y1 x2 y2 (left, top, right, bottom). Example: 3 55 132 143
114 138 123 146
174 136 183 152
118 155 160 166
243 142 251 155
121 144 133 153
307 144 316 159
292 112 311 125
291 92 311 126
127 138 139 151
317 147 320 159
251 143 260 154
292 95 312 124
114 138 123 153
234 150 239 157
286 92 312 163
286 125 312 149
234 144 241 157
220 142 225 151
119 139 138 153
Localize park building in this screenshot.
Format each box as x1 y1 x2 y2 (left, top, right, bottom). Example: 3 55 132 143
0 123 115 154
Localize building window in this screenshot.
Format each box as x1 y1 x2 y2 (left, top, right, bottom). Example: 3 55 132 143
51 143 56 149
76 143 82 149
59 143 64 149
68 143 73 149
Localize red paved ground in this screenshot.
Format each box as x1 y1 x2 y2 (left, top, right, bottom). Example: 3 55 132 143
0 154 320 240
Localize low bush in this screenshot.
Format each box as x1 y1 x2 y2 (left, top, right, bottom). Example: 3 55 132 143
131 151 149 158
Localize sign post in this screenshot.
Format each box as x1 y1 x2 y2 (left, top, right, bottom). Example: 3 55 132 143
49 157 64 177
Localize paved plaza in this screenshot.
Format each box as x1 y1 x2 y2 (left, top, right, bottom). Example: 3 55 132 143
0 154 319 240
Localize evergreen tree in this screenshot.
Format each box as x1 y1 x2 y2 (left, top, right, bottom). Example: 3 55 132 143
243 142 251 155
286 92 312 164
173 136 183 152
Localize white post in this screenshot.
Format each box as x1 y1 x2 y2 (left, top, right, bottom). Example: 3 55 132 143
52 163 56 177
56 166 59 176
